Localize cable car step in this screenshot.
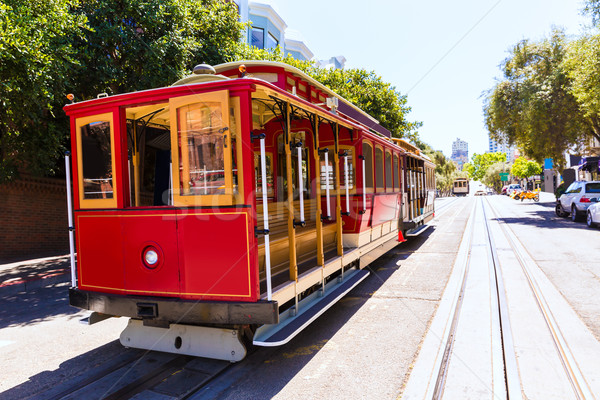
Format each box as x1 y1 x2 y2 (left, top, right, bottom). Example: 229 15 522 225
406 223 431 237
253 268 370 347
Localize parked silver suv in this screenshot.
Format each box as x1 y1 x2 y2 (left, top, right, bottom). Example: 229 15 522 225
556 181 600 221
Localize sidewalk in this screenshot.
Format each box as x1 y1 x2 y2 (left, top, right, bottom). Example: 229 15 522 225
0 255 72 296
538 191 556 203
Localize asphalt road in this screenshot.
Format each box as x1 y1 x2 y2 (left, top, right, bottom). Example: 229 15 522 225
2 193 599 399
490 193 600 341
0 284 130 399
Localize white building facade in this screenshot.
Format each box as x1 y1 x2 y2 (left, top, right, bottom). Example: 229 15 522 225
451 138 469 169
232 1 314 61
488 137 516 163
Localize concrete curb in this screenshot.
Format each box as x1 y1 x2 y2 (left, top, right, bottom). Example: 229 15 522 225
0 255 72 296
0 270 70 296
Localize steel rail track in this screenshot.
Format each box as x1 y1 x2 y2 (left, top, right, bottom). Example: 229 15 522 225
46 351 232 400
480 198 522 400
431 199 477 399
432 197 522 399
485 197 596 400
46 352 146 400
102 355 193 400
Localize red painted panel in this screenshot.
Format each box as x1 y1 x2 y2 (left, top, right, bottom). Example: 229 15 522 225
372 194 400 226
76 213 124 294
340 196 372 234
177 210 257 302
121 213 179 296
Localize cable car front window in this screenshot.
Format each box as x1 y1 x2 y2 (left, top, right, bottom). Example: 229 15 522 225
80 120 113 199
177 102 226 196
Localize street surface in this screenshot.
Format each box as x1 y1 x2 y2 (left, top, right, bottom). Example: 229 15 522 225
1 192 600 399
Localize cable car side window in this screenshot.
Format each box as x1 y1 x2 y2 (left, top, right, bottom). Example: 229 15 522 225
393 153 399 191
362 141 374 192
75 113 118 208
385 150 392 192
169 91 233 206
320 150 335 191
339 146 355 191
375 145 384 191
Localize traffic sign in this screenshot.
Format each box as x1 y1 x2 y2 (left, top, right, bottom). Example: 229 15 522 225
499 172 509 181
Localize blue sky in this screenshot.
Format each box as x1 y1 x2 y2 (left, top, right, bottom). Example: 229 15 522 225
262 0 590 158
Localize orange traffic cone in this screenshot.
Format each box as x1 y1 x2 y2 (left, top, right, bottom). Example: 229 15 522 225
398 231 406 242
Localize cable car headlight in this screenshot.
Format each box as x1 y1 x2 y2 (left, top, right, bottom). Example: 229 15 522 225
142 246 160 269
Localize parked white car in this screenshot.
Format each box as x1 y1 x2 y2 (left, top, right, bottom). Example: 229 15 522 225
587 201 600 228
506 184 522 195
556 181 600 222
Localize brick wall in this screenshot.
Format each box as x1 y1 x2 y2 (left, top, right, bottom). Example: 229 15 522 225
0 176 69 262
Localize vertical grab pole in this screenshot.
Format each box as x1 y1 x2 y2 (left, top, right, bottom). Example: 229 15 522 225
169 162 174 206
297 145 305 223
65 152 77 288
260 137 273 301
333 124 343 257
362 157 367 213
127 155 132 206
344 154 350 214
325 150 331 218
203 165 208 195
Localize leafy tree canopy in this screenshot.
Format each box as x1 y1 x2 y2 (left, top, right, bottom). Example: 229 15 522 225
583 0 600 26
232 46 423 141
464 152 507 181
562 33 600 142
511 157 542 179
72 0 244 98
482 161 510 193
483 30 589 170
0 0 86 181
0 0 244 181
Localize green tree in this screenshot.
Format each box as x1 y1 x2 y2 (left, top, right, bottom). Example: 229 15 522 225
583 0 600 26
484 30 587 170
462 162 475 179
72 0 244 98
482 161 510 192
420 146 462 195
562 34 600 144
0 0 87 181
463 152 507 181
511 157 542 179
232 46 423 141
0 0 244 181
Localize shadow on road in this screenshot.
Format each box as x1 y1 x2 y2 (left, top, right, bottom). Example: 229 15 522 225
1 341 142 400
494 198 597 231
198 229 435 400
0 258 69 283
1 231 436 400
0 284 79 329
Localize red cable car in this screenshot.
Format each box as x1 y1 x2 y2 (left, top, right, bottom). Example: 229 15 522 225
64 61 435 361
